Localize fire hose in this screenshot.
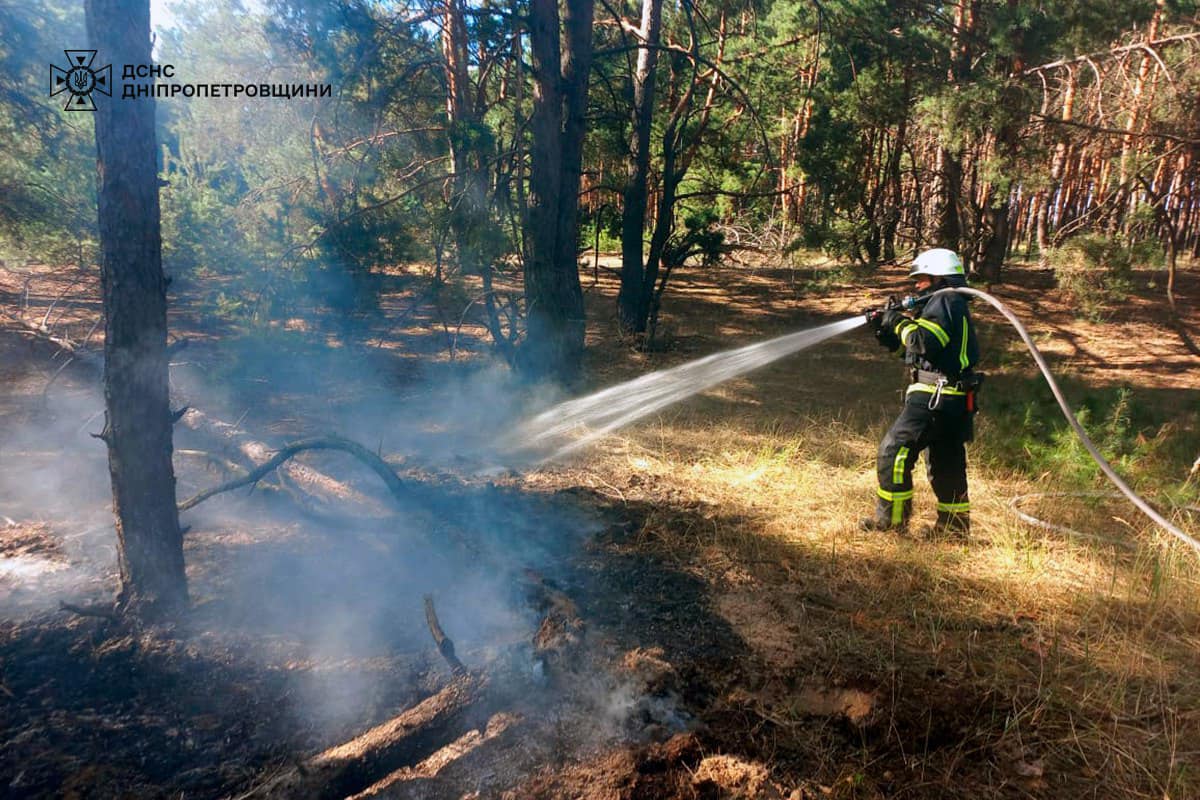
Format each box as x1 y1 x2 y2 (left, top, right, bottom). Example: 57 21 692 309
934 286 1200 554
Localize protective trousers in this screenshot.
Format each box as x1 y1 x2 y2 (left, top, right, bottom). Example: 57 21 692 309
872 395 971 531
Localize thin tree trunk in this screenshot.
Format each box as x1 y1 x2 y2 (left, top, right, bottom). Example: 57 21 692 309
1037 66 1077 264
1111 0 1165 233
933 1 975 251
881 70 911 262
522 0 594 381
441 0 516 363
618 0 663 334
978 0 1026 283
642 8 725 338
86 0 187 616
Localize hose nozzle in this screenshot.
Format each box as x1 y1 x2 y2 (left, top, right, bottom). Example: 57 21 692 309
864 293 929 324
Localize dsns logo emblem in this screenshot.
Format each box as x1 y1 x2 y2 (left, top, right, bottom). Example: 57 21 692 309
50 50 111 111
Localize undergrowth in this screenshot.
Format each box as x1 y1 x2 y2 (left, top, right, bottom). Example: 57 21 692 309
979 379 1199 492
1046 234 1161 322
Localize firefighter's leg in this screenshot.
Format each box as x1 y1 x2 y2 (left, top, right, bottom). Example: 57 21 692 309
927 415 970 535
863 403 931 531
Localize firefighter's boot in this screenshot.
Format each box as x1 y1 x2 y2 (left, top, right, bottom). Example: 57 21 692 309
923 509 970 540
860 494 910 534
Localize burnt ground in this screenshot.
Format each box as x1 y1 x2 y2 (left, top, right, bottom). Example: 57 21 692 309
1 257 1199 799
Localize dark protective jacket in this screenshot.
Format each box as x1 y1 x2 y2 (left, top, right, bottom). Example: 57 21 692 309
885 290 979 395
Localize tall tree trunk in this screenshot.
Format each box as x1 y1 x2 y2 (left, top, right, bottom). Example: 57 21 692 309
933 1 975 252
617 0 663 334
523 0 594 381
1111 0 1165 234
642 8 726 338
442 0 486 270
1037 66 1077 264
978 0 1027 283
441 0 515 363
881 71 911 262
87 0 187 617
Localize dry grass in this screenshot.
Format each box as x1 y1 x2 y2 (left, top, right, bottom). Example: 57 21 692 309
527 258 1200 798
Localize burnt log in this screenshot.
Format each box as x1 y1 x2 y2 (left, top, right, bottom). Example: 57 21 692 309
233 674 489 800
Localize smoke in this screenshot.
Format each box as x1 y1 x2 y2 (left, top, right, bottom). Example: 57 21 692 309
0 0 791 762
0 352 116 616
157 294 592 740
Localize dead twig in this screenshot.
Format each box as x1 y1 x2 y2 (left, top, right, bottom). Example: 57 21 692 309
423 595 467 676
41 356 75 401
37 276 84 330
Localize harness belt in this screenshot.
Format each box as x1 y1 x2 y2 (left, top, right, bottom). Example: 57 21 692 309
912 368 960 387
906 368 967 409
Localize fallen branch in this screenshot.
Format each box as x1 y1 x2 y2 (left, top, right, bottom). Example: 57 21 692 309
179 409 388 514
40 356 76 400
423 595 467 676
0 308 102 371
175 449 248 477
38 276 84 330
347 711 521 799
178 436 416 512
234 673 488 800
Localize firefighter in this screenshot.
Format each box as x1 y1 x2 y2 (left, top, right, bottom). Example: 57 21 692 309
863 248 981 537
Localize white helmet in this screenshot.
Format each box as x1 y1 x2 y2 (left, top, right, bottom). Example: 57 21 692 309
909 248 964 278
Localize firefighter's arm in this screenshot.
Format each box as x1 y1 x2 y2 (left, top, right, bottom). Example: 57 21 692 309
897 299 953 359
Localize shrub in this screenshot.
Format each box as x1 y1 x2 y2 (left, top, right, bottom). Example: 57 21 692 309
1046 234 1137 320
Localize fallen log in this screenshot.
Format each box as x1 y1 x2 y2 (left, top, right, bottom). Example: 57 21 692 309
8 311 481 548
346 711 521 799
232 673 489 800
0 327 387 517
0 308 103 371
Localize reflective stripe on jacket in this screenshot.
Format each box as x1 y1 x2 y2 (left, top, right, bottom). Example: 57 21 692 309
891 291 978 382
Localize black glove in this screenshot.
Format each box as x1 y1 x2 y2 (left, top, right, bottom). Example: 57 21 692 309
875 326 901 351
880 307 908 334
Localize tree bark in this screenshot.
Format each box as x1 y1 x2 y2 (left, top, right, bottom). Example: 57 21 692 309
932 1 975 252
522 0 594 381
978 0 1027 283
617 0 663 333
86 0 187 617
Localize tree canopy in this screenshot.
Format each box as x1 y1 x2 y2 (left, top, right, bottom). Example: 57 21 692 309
2 0 1197 372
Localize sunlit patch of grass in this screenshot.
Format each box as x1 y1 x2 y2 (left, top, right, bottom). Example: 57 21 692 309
534 392 1200 797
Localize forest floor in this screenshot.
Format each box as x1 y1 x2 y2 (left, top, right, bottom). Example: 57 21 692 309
1 254 1199 799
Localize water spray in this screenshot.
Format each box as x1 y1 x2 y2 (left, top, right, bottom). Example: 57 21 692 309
514 286 1198 554
513 316 865 461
